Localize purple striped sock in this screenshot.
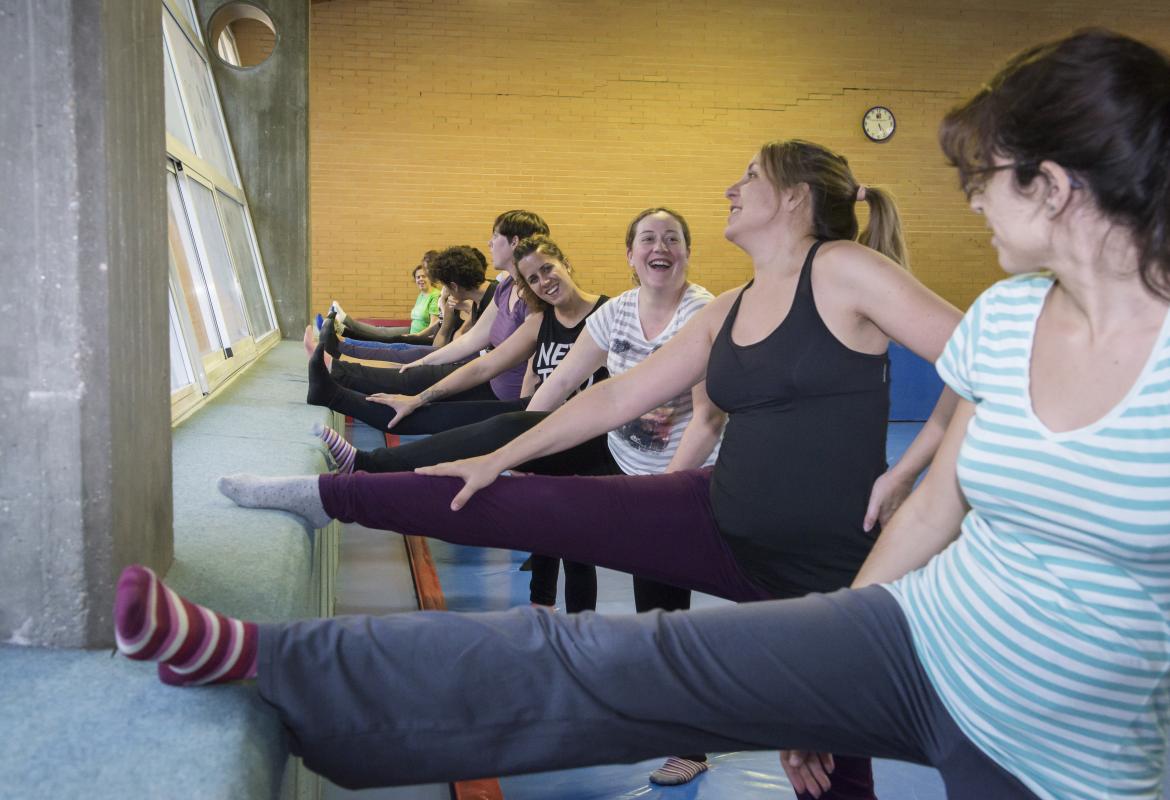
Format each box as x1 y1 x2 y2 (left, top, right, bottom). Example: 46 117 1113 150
114 565 258 686
315 423 357 474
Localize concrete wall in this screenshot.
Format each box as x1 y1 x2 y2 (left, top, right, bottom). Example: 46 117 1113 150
199 0 311 338
0 0 171 648
308 0 1170 318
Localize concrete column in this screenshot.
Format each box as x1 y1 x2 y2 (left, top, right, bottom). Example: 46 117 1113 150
197 0 311 337
0 0 171 648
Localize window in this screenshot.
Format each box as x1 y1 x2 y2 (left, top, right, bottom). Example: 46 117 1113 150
162 0 280 423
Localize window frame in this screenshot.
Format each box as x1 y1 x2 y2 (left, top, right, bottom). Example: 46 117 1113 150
162 0 283 424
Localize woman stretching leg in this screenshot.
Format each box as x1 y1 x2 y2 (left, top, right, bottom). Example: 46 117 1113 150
117 29 1170 800
222 138 963 798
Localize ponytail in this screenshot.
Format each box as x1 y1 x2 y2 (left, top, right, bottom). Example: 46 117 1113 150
859 186 909 270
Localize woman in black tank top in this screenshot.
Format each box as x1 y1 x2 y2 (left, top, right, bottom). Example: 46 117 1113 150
215 139 963 800
407 139 961 800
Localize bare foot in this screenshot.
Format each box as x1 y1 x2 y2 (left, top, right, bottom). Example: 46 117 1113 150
303 324 316 358
306 323 337 368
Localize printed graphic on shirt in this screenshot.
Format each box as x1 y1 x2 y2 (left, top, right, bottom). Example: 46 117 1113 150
617 402 677 452
531 297 610 398
586 284 719 475
615 344 674 451
534 340 600 394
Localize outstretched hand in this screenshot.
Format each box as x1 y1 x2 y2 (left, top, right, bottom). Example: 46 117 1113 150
416 454 505 510
863 468 915 532
780 750 834 798
365 393 421 430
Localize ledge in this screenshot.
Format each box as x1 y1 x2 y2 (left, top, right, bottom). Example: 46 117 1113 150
0 341 336 800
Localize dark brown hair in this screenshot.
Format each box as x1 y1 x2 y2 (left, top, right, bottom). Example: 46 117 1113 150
758 140 908 268
940 29 1170 298
493 210 550 241
426 245 487 290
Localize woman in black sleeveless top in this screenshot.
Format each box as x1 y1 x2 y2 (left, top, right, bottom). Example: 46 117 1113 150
406 140 961 799
210 139 963 799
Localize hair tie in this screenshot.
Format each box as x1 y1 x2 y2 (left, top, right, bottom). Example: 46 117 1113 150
856 185 867 203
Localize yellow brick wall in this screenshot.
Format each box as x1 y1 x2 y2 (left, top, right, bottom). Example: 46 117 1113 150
309 0 1170 320
231 18 276 68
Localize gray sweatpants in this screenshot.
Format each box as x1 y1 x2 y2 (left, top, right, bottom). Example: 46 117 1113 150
257 586 1039 799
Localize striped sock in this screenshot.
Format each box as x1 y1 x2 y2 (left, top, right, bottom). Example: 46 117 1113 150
114 565 258 687
648 756 709 786
314 422 357 474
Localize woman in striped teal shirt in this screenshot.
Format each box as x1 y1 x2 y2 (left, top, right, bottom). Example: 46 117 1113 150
113 28 1169 800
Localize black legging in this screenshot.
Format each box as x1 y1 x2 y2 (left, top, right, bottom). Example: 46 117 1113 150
341 317 436 345
331 360 488 397
352 411 692 616
316 359 509 433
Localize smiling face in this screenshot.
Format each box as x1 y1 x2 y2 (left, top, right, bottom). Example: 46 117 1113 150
516 249 576 306
724 155 782 246
412 266 430 292
627 211 690 290
968 158 1052 274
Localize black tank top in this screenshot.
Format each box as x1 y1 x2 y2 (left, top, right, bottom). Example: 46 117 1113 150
706 241 890 598
531 296 610 395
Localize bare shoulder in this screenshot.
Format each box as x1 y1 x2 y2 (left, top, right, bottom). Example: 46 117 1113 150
816 240 895 275
700 285 747 324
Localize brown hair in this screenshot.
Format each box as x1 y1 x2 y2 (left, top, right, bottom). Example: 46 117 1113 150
493 210 550 241
624 207 692 286
511 235 575 312
758 139 908 269
940 29 1170 298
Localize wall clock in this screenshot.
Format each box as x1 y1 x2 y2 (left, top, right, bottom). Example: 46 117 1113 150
862 106 896 142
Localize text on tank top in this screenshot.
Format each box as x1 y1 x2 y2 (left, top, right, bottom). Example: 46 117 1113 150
531 296 610 396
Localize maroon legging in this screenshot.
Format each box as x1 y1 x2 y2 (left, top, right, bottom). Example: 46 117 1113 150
319 467 769 602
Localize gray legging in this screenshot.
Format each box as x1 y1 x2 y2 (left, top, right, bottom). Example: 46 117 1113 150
257 586 1040 799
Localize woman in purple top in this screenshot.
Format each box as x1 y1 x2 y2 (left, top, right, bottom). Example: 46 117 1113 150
308 212 548 422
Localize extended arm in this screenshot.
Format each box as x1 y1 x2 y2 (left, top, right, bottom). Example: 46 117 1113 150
407 294 501 367
863 387 959 530
525 336 609 413
852 399 972 587
368 313 542 428
664 380 725 472
821 243 964 529
419 292 737 509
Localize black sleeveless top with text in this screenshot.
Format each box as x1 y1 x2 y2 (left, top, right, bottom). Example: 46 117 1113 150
531 296 610 396
706 241 890 597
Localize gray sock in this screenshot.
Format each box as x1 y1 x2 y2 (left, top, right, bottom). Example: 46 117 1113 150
217 473 333 530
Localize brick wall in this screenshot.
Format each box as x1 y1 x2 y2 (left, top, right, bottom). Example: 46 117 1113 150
309 0 1170 319
231 17 275 67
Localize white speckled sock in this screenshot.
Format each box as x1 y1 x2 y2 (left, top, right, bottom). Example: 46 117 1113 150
217 474 332 530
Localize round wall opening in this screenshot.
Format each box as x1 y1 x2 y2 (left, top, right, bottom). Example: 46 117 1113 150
209 2 277 68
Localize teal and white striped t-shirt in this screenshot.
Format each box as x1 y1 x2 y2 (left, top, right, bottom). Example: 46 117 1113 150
889 273 1170 800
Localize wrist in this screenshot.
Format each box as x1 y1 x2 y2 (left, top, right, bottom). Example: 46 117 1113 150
885 459 920 484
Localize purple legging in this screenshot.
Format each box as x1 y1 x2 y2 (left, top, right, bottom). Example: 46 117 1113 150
316 466 876 799
319 467 770 602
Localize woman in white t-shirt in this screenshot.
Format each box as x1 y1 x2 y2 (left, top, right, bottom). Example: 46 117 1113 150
237 208 725 785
